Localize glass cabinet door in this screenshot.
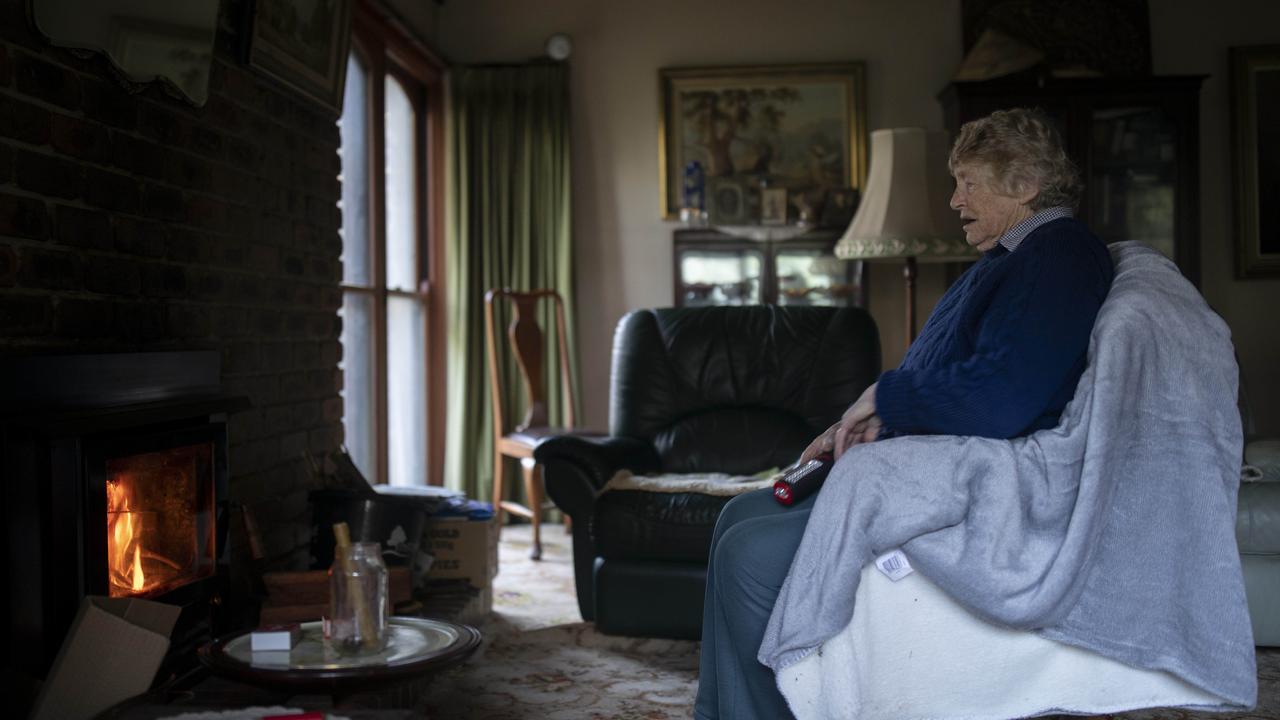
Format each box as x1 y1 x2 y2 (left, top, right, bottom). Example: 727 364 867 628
1089 106 1178 260
677 248 764 306
775 250 861 307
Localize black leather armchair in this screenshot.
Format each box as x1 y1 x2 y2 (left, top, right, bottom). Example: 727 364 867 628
535 305 880 638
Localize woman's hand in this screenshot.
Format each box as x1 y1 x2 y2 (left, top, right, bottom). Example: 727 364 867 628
797 382 883 465
833 383 881 459
798 421 840 465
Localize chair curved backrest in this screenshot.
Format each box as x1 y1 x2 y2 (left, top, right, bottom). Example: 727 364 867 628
484 288 579 560
484 288 576 437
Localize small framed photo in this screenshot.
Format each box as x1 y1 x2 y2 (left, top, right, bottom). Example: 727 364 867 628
761 188 788 225
706 177 752 226
820 188 859 229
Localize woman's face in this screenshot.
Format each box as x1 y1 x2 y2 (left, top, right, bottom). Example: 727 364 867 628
949 163 1035 252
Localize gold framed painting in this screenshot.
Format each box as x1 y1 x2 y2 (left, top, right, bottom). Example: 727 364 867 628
659 62 867 220
247 0 353 114
1231 44 1280 278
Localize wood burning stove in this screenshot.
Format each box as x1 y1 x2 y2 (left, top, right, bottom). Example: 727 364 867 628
0 352 247 704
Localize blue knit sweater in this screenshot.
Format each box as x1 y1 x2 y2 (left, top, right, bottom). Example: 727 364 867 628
876 217 1114 439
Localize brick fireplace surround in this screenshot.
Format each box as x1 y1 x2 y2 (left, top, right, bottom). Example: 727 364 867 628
0 0 345 703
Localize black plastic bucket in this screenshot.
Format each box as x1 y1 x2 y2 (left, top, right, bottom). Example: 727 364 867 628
309 489 429 570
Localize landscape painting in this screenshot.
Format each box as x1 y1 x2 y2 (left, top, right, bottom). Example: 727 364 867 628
659 63 866 221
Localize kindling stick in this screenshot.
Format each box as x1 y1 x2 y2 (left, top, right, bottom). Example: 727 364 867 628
331 522 379 651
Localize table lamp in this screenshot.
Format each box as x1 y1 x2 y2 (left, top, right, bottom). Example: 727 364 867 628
834 127 975 349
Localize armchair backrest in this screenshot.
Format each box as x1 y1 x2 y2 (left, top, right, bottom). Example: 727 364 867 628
609 305 880 475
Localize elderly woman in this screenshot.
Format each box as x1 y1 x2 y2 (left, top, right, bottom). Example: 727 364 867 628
694 108 1114 719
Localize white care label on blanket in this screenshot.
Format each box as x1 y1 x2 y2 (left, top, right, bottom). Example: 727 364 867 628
874 549 914 581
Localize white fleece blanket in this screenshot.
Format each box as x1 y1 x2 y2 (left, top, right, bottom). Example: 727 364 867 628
759 242 1257 712
779 563 1223 719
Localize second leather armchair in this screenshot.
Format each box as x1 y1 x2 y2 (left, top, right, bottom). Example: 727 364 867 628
536 305 881 638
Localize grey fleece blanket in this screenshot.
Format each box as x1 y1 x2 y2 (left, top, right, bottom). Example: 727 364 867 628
759 242 1257 709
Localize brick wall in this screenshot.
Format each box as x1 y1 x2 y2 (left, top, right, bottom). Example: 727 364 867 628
0 2 344 572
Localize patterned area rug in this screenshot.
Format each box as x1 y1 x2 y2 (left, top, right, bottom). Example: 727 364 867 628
418 523 1279 719
417 523 698 718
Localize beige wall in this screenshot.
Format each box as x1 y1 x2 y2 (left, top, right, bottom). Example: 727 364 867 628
431 0 1280 437
1147 1 1280 436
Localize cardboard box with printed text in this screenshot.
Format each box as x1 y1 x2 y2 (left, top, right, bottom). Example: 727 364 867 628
424 515 498 588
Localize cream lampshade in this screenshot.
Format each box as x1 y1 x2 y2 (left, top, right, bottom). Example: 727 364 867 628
834 128 975 348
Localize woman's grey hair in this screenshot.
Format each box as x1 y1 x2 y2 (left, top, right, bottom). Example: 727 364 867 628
948 108 1082 211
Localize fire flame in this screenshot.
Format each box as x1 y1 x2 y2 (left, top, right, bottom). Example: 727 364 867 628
131 546 144 591
107 477 146 594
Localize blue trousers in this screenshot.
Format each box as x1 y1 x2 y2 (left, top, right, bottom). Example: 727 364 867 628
694 487 816 720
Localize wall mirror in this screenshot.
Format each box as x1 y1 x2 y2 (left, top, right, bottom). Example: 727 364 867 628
31 0 220 106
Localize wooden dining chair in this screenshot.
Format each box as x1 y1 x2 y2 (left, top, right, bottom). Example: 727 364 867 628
484 288 588 560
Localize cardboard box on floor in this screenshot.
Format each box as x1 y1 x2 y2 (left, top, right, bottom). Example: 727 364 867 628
424 515 498 589
31 596 180 720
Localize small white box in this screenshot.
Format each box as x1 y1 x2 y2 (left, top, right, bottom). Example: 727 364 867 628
249 650 293 668
250 623 300 651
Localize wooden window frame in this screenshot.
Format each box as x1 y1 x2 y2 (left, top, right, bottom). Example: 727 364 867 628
343 1 446 486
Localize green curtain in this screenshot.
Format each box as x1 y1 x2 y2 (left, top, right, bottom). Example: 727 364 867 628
443 63 577 505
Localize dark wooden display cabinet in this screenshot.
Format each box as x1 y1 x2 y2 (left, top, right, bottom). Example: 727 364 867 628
672 227 867 308
939 75 1205 285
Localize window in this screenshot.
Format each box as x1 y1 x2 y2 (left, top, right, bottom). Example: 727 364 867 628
337 9 445 486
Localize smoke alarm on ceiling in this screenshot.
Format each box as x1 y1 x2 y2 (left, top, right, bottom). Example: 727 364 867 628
546 33 572 61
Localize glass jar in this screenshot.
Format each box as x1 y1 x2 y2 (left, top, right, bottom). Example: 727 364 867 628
328 541 388 655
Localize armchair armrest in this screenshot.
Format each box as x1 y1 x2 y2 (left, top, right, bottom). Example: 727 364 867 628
534 434 660 623
534 435 660 517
